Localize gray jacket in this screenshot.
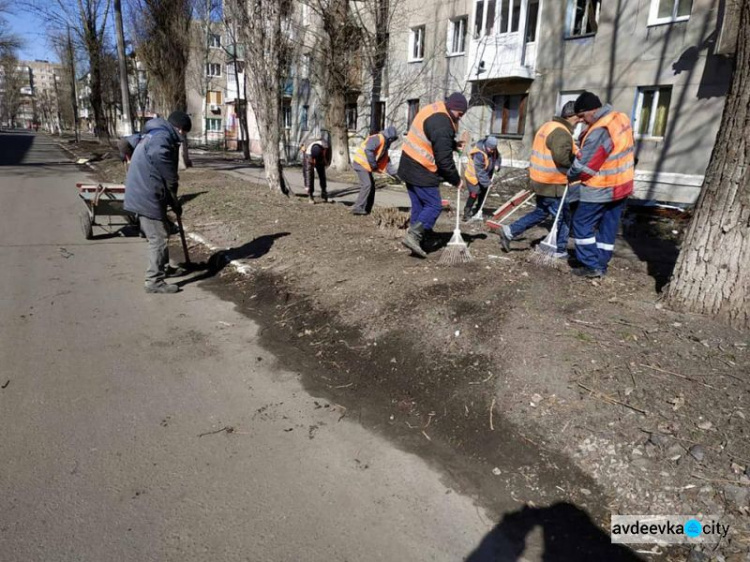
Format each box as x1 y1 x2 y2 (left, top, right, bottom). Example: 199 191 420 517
124 118 181 220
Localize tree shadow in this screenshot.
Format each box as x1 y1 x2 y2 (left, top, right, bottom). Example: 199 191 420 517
179 191 209 205
620 208 681 292
424 230 488 253
176 232 290 287
0 133 39 166
466 503 644 562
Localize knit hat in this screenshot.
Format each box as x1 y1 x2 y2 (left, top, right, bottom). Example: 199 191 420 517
573 92 602 114
445 92 468 113
168 110 192 133
560 101 577 118
383 125 398 140
484 136 498 150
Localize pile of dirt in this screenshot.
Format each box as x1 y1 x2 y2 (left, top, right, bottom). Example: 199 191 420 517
80 140 749 559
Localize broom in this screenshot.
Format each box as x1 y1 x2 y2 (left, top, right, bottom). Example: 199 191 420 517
439 134 473 265
530 183 570 267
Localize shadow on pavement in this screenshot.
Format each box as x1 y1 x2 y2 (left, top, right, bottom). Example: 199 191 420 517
176 232 290 287
0 132 35 166
466 503 645 562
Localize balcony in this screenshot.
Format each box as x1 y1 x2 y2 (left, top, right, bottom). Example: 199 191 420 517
466 0 539 82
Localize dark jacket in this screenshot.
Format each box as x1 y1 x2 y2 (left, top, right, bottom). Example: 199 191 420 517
124 118 181 220
466 139 499 189
397 112 460 187
530 117 575 198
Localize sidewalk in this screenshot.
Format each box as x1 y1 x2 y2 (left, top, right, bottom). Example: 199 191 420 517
190 152 414 210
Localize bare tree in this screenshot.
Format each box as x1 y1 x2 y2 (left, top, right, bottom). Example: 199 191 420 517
0 0 21 54
666 0 749 330
22 0 112 141
0 51 25 127
227 0 291 193
130 0 191 114
305 0 359 172
223 12 250 159
114 0 133 134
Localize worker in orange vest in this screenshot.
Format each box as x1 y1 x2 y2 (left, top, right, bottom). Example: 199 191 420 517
397 92 467 258
568 92 635 278
499 101 579 257
462 136 500 221
351 126 399 215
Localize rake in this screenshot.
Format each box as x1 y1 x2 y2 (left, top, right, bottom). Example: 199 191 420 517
439 135 473 265
469 173 526 222
530 183 569 267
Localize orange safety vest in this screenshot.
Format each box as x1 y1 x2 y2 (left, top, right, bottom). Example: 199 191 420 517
402 101 456 173
581 111 635 190
464 147 490 185
353 134 388 173
529 121 576 185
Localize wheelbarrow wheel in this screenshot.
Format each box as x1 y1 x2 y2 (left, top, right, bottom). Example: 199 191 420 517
80 210 93 240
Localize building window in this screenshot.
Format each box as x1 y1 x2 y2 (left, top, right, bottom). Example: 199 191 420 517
208 33 221 48
300 105 309 131
282 99 292 129
205 118 222 132
566 0 601 38
497 0 522 34
409 26 425 61
448 17 468 55
207 90 223 105
649 0 692 25
526 0 540 42
206 63 222 77
473 0 496 37
346 100 358 131
634 86 672 138
407 99 420 128
491 94 527 136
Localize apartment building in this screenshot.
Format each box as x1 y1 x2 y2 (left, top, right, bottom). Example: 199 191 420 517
368 0 733 203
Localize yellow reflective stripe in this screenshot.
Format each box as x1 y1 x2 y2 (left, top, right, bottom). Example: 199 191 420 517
403 138 436 165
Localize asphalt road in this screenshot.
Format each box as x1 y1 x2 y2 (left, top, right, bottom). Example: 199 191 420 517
0 132 507 561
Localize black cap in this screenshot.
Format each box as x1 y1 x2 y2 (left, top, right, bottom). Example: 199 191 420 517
168 110 192 133
445 92 468 113
573 92 602 114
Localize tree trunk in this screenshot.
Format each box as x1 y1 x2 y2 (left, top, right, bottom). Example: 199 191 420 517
328 92 349 172
89 53 109 142
369 0 388 134
114 0 133 136
666 0 750 330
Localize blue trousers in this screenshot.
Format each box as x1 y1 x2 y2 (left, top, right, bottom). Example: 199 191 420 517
509 195 570 253
571 199 626 272
406 184 442 229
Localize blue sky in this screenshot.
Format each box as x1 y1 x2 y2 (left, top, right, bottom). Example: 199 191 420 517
4 10 61 63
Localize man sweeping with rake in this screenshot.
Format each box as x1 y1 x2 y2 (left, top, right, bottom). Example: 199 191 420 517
398 92 468 258
499 101 579 259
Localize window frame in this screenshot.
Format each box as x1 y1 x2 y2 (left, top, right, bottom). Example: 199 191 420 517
206 63 222 77
408 25 425 62
565 0 601 39
633 85 672 140
406 99 420 128
648 0 692 26
282 99 292 130
208 33 221 49
346 100 358 132
473 0 497 37
205 117 222 132
490 93 528 137
448 16 468 56
300 104 309 131
206 90 223 106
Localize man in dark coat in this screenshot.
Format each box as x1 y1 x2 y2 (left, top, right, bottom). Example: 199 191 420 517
124 111 192 294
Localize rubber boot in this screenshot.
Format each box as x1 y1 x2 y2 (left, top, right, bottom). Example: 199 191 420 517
462 198 475 222
401 222 428 258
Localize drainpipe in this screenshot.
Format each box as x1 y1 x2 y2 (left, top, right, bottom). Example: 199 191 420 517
519 0 529 70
